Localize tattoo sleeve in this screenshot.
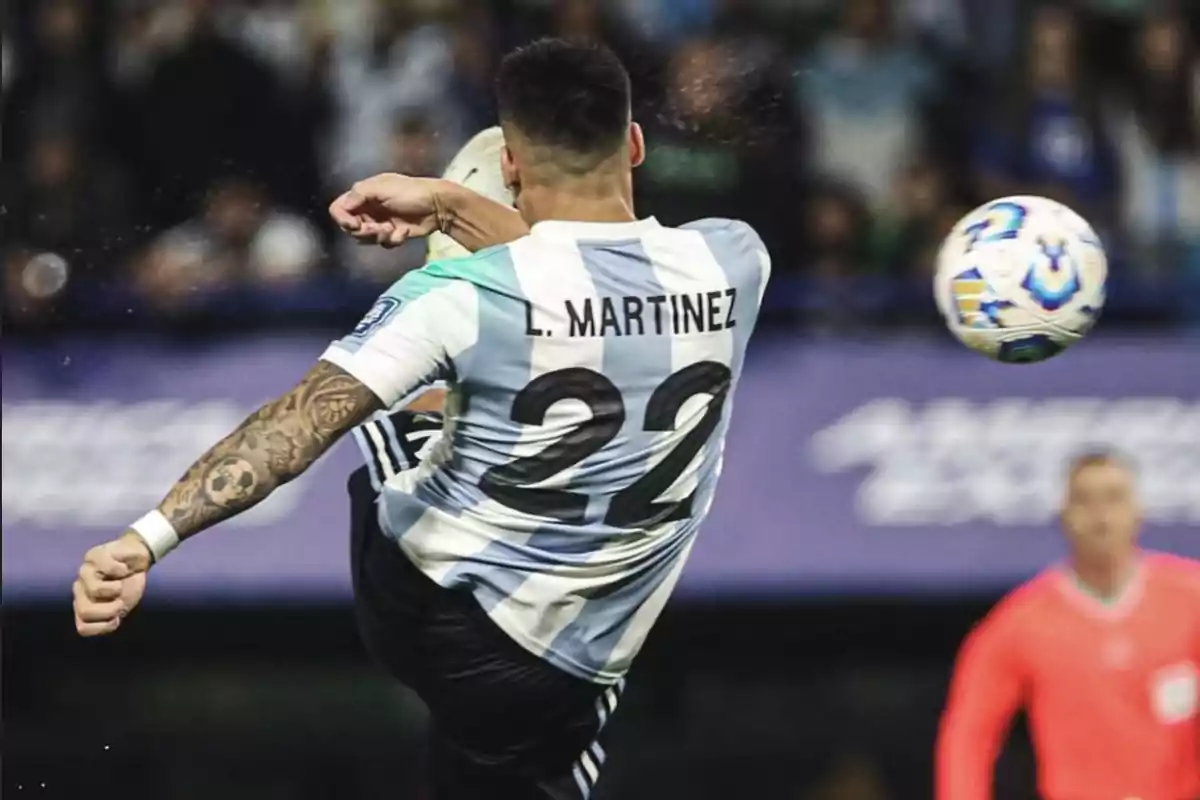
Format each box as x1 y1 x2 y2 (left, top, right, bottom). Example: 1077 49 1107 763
155 361 383 541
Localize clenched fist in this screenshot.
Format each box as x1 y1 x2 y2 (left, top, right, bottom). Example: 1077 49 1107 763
73 532 152 636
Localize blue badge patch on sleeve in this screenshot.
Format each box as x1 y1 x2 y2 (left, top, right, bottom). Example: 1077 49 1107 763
353 296 401 337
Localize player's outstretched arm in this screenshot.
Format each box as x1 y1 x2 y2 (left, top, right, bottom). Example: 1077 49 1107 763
72 361 382 637
329 173 528 253
935 609 1024 800
157 360 381 535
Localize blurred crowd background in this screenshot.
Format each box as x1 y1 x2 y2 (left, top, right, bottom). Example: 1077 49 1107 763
4 0 1199 331
4 1 1198 799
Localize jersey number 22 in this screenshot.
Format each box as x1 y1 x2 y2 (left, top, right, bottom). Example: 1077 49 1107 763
480 361 732 530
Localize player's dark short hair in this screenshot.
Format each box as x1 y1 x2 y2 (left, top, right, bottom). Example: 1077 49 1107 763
495 38 631 169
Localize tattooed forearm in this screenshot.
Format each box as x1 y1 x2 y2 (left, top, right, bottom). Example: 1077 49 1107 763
156 361 382 540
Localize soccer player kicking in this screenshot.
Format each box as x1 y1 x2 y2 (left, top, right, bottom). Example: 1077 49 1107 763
937 451 1200 800
72 39 771 800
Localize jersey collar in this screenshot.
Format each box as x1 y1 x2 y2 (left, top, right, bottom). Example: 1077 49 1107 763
530 217 662 242
1057 556 1146 620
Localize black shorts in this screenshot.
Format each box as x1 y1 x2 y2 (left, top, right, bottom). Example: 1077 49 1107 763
348 466 623 800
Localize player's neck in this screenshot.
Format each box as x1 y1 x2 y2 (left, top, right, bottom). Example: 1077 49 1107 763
1070 551 1140 603
517 177 637 227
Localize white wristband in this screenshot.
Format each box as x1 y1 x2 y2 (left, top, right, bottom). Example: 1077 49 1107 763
131 510 180 563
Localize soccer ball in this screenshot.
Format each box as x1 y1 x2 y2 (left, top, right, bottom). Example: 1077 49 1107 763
934 195 1107 363
427 127 515 263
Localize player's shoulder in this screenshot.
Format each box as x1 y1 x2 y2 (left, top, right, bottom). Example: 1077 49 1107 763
1145 551 1200 594
363 249 511 333
977 570 1061 637
680 217 767 250
1007 568 1064 608
393 245 513 294
678 217 771 282
421 244 513 278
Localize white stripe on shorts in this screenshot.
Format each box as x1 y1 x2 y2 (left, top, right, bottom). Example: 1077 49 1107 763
570 679 626 798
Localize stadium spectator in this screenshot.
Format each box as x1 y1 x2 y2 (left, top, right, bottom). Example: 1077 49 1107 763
216 0 328 88
3 124 134 274
2 0 115 161
973 4 1119 234
961 0 1024 74
806 181 870 283
895 0 972 59
322 0 461 187
794 0 940 208
108 2 192 90
867 160 961 279
796 180 872 330
636 37 796 263
1108 9 1200 263
616 0 712 47
444 11 499 140
1 122 135 327
339 117 444 281
122 0 313 229
131 178 322 311
214 0 333 211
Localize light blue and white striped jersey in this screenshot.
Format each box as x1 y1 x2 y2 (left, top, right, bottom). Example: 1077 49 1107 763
322 217 770 683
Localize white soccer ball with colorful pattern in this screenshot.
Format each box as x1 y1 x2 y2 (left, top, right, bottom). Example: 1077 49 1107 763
426 127 514 263
934 196 1107 363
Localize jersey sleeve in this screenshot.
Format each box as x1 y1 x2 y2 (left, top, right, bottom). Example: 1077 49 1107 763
936 599 1027 800
321 265 478 408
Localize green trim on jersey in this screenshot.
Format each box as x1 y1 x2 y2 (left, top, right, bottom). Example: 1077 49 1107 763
419 244 510 281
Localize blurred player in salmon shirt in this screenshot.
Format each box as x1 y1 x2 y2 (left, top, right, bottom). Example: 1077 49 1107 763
937 451 1200 800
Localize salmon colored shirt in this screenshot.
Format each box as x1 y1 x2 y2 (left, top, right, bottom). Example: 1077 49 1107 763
937 553 1200 800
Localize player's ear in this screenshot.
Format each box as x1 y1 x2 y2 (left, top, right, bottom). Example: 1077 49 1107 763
501 144 520 192
629 122 645 169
